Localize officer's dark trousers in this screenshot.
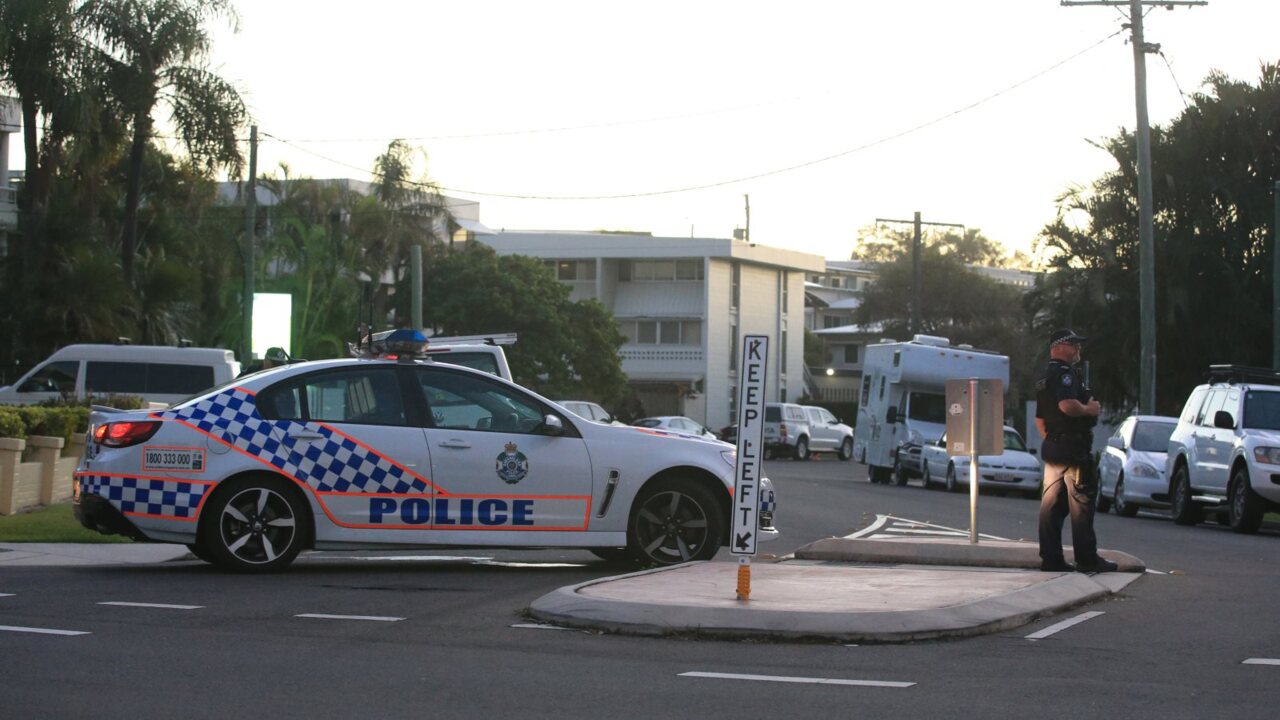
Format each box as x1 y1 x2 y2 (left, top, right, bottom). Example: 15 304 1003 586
1038 460 1100 567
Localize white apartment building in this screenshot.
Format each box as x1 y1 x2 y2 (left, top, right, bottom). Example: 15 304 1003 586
479 230 825 430
0 97 21 257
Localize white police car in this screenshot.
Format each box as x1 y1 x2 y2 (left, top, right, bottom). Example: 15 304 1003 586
74 331 778 572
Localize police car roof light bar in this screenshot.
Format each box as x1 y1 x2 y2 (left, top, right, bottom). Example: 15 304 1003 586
1205 364 1280 385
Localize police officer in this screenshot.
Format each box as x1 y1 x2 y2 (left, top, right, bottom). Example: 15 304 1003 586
1034 329 1117 573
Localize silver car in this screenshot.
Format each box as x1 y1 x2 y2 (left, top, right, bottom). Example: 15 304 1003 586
1098 415 1178 517
920 427 1043 497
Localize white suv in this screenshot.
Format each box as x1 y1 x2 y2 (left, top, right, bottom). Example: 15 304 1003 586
801 405 854 460
762 402 813 460
1164 366 1280 533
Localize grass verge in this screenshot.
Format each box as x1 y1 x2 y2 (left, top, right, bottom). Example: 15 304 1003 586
0 502 133 543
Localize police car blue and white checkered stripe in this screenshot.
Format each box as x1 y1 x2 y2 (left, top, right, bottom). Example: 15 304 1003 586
78 474 209 519
157 388 431 495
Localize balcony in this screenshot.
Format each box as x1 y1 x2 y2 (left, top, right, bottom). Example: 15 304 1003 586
619 346 704 379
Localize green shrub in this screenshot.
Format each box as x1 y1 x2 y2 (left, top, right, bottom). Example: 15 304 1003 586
38 394 144 410
17 407 50 437
0 407 24 439
10 407 86 443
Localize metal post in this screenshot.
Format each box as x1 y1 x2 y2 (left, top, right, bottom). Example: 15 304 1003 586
1274 181 1280 368
969 378 979 544
912 212 922 336
411 243 423 329
1131 0 1157 414
242 125 258 362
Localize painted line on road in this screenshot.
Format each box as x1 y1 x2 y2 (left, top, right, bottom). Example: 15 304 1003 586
98 601 204 610
1243 658 1280 666
1025 611 1105 640
845 515 891 539
511 623 579 631
0 592 14 597
295 613 404 622
0 624 90 636
1144 569 1167 575
680 671 914 688
881 528 970 537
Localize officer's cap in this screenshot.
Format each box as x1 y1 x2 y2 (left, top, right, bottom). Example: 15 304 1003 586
264 347 289 363
1049 329 1087 347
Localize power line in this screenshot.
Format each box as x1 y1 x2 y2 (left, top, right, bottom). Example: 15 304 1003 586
265 28 1126 201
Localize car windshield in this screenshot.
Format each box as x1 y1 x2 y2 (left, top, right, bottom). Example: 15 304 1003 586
908 392 946 423
1003 430 1027 452
1131 421 1176 452
1243 391 1280 430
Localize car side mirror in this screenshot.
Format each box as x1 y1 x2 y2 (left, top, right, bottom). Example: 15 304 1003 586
1028 447 1038 456
885 406 898 424
1213 410 1235 430
1106 436 1125 450
540 414 565 436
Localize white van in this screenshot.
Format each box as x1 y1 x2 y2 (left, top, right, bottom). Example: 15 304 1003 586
854 335 1009 484
363 331 516 382
0 344 240 406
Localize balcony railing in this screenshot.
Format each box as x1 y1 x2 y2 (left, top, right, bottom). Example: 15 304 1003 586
620 347 703 363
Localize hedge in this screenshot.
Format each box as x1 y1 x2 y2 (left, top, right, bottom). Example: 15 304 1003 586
0 406 94 441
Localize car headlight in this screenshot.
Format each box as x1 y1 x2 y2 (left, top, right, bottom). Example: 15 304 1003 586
721 450 737 467
1253 446 1280 465
1129 462 1159 478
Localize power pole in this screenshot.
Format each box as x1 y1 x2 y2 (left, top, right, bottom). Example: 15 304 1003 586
1062 0 1207 413
875 214 965 336
241 125 258 363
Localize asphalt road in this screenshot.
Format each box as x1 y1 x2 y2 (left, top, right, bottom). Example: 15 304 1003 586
3 457 1278 719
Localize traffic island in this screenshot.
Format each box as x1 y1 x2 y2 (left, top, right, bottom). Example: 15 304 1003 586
529 538 1145 643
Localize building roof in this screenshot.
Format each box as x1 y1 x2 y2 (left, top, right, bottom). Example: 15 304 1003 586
480 231 825 272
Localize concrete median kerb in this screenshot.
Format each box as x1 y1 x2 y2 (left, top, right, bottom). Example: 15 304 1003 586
528 537 1146 643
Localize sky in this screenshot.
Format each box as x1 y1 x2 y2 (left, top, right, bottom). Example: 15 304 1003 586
194 0 1277 263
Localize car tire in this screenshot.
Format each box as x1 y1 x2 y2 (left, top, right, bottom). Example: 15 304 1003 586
763 446 774 461
626 479 724 566
1096 483 1112 513
945 464 961 493
793 437 810 461
589 547 637 563
1227 466 1264 534
185 542 216 564
1170 464 1202 526
922 463 934 489
893 459 909 486
838 437 854 461
1114 476 1139 517
200 475 310 573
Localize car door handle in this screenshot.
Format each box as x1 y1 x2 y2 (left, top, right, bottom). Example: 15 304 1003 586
438 439 472 449
288 431 325 440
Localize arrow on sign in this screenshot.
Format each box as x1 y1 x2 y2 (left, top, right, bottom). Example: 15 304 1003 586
735 532 753 551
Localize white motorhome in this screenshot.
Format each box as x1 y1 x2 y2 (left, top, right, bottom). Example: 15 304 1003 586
853 335 1009 484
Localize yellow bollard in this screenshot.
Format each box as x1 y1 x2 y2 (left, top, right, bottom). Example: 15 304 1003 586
736 556 751 601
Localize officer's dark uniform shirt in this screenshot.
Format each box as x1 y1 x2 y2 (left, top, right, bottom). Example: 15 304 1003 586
1035 359 1095 464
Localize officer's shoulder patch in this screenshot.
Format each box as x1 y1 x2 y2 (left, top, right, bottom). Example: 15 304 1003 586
1061 373 1073 387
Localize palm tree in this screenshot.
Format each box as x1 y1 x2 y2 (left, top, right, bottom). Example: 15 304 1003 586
80 0 246 287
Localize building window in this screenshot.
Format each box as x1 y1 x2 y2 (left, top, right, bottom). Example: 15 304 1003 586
781 272 789 314
547 260 596 281
620 320 703 345
781 324 788 374
823 315 840 329
625 259 703 282
844 344 859 364
729 384 737 421
729 323 739 371
731 263 741 311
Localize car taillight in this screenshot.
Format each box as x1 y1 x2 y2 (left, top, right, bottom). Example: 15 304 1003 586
95 421 162 448
780 422 788 440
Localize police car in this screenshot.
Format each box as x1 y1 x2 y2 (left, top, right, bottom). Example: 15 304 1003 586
73 330 779 572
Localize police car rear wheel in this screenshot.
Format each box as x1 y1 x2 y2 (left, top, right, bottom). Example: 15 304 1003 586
628 480 723 566
203 477 308 572
589 547 636 563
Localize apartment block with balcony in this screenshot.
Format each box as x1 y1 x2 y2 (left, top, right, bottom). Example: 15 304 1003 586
478 230 825 430
0 97 21 257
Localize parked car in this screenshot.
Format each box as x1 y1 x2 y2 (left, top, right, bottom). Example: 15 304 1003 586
556 400 626 426
1097 414 1178 517
801 405 855 460
762 402 813 460
633 416 720 439
920 426 1042 497
1164 365 1280 533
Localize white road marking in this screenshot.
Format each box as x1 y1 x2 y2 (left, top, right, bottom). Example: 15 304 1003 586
1243 658 1280 666
295 613 404 622
882 528 970 537
1025 611 1105 640
1144 569 1167 575
511 623 578 631
0 624 90 636
98 601 203 610
845 515 890 539
0 593 14 597
680 671 914 688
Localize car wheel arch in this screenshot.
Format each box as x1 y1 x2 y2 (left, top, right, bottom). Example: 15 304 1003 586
198 470 316 551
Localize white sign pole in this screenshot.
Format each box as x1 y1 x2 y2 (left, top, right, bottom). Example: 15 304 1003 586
968 378 979 545
732 335 769 600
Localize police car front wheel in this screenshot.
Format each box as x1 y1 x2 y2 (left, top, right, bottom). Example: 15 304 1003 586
627 480 724 566
200 476 310 572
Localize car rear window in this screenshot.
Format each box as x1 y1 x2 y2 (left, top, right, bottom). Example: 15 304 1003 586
765 407 781 422
635 418 662 428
